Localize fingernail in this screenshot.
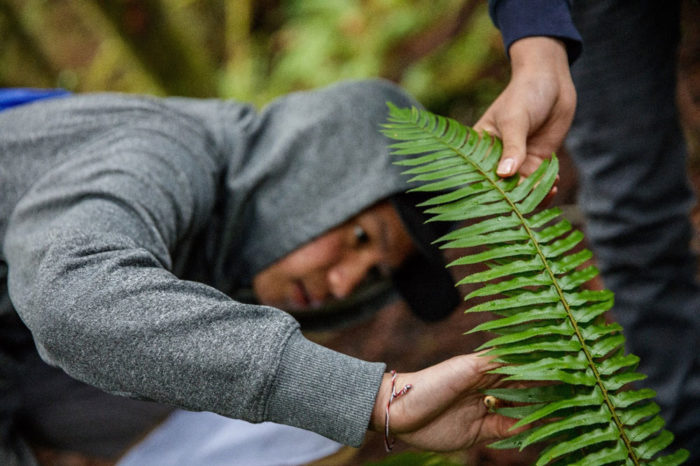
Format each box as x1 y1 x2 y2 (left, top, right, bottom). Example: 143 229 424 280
497 158 514 175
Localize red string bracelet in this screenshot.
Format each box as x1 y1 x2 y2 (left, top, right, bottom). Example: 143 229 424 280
384 369 412 451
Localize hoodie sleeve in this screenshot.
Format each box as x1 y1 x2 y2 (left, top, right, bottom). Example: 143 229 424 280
3 107 384 446
488 0 582 63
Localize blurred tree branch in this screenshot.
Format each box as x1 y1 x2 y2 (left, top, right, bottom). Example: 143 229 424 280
88 0 217 97
382 0 481 81
0 0 59 87
222 0 254 98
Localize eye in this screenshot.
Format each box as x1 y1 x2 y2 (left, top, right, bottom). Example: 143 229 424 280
353 224 370 246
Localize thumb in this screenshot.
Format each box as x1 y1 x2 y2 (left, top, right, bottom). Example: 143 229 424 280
495 118 528 178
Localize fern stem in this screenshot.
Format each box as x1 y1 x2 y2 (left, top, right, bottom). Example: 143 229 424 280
387 107 686 464
432 126 641 465
509 198 639 465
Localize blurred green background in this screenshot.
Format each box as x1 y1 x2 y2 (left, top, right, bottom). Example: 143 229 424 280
0 0 509 121
2 0 699 165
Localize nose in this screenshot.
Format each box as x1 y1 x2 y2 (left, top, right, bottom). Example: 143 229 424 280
327 253 376 299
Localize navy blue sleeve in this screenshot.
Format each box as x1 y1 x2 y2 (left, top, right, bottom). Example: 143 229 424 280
488 0 582 63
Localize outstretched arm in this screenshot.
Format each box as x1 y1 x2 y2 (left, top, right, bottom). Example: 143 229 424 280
369 354 520 452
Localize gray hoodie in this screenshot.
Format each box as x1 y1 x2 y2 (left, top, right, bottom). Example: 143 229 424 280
0 79 425 460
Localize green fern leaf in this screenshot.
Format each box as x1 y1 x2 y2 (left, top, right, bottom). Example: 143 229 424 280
381 103 689 465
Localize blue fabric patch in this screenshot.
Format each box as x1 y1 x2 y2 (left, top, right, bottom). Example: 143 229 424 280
0 88 71 112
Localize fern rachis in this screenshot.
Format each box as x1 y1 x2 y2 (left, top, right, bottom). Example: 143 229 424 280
381 104 689 465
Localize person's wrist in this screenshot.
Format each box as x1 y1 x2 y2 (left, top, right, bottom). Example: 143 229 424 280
369 370 414 451
369 372 393 432
509 36 569 73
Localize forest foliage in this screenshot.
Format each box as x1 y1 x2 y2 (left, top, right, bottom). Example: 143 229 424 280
0 0 508 119
2 0 697 156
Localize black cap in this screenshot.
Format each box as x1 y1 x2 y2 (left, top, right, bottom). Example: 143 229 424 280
389 191 461 321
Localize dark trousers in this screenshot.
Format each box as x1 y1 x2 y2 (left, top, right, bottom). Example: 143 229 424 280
568 0 700 459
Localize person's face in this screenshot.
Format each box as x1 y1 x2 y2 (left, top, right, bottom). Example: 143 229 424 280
252 201 415 311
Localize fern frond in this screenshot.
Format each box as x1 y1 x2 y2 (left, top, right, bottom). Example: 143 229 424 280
381 103 689 465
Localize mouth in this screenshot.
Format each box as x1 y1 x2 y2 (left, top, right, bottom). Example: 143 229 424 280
291 280 325 310
291 280 311 309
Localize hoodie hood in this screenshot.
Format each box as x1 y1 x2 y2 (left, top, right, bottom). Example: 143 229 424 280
215 79 423 288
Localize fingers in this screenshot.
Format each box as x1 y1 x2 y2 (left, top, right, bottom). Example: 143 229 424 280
474 103 540 179
518 154 548 177
480 411 525 444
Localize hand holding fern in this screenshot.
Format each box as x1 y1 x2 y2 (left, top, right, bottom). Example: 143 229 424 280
474 37 576 180
369 354 521 452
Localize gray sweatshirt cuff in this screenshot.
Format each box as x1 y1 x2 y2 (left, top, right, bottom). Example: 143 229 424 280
265 330 386 447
